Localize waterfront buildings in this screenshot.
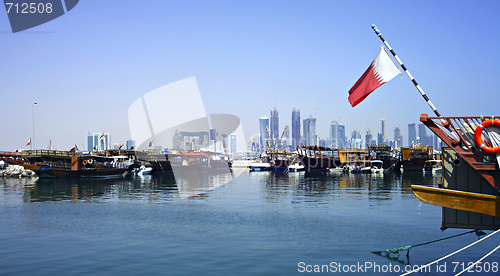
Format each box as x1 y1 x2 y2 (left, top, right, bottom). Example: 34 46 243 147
126 140 135 150
282 124 289 150
87 132 111 151
394 127 402 149
380 119 387 143
270 108 279 141
303 116 316 146
252 109 440 152
408 123 417 146
418 123 427 146
259 117 269 152
377 119 387 145
247 136 258 153
292 108 300 149
330 121 345 149
172 131 209 150
365 131 374 148
348 130 363 149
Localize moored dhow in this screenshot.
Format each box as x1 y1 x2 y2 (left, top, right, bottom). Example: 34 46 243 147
296 145 340 172
266 150 295 172
400 145 433 171
412 114 500 227
21 149 137 178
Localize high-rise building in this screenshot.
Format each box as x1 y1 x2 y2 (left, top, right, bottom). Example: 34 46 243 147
377 133 384 145
319 138 327 147
172 131 209 150
270 107 279 141
303 116 316 145
282 124 289 150
418 124 427 146
126 140 135 150
408 123 417 146
380 119 387 143
230 135 237 153
365 131 373 148
433 134 441 151
247 136 259 153
259 117 269 152
330 121 346 149
87 132 111 151
348 130 363 149
291 108 301 149
394 127 402 149
426 135 433 149
351 130 361 139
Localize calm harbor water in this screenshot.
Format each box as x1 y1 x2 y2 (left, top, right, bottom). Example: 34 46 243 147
1 169 499 275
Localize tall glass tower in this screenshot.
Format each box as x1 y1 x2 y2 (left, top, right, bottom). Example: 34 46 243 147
303 116 316 146
291 108 300 149
408 123 416 146
330 121 345 149
270 107 279 147
418 123 427 146
259 117 269 152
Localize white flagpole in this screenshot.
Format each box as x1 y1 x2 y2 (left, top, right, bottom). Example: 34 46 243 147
371 24 442 118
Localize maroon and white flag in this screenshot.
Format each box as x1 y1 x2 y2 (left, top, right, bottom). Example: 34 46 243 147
348 46 401 107
26 139 31 146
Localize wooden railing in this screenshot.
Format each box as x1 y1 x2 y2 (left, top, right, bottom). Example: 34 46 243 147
420 114 500 192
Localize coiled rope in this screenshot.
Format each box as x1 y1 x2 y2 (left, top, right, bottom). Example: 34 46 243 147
400 228 500 276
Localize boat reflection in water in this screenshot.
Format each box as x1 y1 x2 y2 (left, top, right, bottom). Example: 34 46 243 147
14 169 237 202
175 171 234 198
260 169 441 207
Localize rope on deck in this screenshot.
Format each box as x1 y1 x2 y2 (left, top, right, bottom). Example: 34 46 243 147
400 228 500 276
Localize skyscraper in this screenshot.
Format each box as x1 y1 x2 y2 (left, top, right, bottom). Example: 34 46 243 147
380 119 387 144
303 116 316 145
408 123 416 146
282 124 289 150
87 132 111 151
348 130 362 149
365 131 373 148
352 130 361 139
259 117 269 152
394 127 402 149
330 121 346 149
418 124 427 146
270 107 279 140
291 108 300 149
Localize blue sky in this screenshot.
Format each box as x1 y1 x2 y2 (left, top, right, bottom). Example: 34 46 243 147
1 0 499 150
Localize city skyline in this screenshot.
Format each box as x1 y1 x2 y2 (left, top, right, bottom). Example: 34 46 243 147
255 106 437 151
1 1 499 151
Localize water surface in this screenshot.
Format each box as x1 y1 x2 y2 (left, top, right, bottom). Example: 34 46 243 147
1 170 499 275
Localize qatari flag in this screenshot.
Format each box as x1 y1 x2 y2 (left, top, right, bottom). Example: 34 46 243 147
348 46 401 107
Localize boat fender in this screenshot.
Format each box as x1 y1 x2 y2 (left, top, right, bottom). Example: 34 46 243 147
453 158 461 166
474 119 500 154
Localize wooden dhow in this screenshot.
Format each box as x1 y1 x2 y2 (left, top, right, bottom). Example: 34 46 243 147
21 150 137 178
411 114 500 226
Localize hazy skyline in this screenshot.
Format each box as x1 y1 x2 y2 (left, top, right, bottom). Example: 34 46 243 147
1 1 499 151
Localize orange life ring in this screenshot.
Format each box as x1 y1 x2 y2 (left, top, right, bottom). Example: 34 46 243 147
83 160 88 165
474 119 500 154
